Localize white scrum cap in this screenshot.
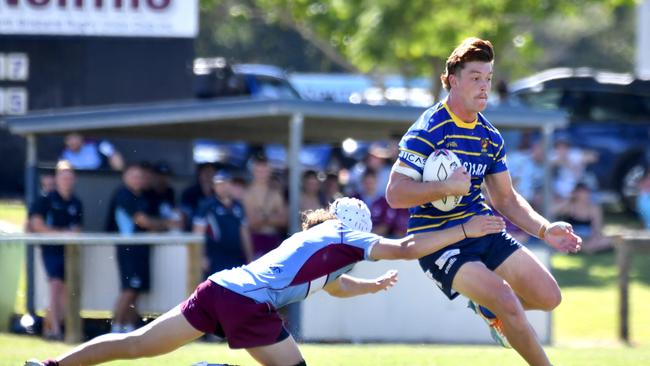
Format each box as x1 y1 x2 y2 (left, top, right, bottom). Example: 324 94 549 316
329 197 373 233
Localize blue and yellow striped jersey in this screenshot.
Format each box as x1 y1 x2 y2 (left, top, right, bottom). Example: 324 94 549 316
398 101 508 234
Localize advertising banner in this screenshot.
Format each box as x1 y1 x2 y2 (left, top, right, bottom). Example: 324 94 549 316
0 0 198 38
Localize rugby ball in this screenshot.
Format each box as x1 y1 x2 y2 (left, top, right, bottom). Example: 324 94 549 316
422 149 463 211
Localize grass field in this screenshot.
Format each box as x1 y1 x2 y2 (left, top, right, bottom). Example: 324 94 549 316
2 201 650 365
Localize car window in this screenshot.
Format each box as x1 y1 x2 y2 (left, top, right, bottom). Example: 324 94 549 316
516 89 563 110
254 76 302 99
517 88 650 123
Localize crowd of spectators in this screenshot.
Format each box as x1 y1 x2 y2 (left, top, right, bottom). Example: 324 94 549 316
30 129 650 341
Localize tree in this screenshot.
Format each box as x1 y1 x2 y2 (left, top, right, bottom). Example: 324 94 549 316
200 0 636 99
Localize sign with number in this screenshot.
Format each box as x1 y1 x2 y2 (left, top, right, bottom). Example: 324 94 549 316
6 53 29 81
5 87 28 115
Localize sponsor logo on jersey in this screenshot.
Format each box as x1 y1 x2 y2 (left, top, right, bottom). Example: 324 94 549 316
434 248 460 270
399 150 425 169
446 141 458 149
480 138 490 154
270 265 282 274
444 257 457 274
463 162 488 177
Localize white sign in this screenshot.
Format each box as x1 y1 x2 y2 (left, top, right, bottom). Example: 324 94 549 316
0 0 198 38
6 53 29 81
5 87 28 115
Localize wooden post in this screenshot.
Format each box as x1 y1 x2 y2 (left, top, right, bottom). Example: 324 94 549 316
616 236 631 344
64 244 82 344
186 242 202 295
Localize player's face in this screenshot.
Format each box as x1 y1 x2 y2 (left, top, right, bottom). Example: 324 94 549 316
452 61 493 113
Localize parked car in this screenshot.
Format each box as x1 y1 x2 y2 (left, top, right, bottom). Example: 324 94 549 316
193 57 301 100
509 67 650 210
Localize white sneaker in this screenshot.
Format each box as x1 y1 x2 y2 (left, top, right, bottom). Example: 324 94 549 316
467 299 511 348
24 359 45 366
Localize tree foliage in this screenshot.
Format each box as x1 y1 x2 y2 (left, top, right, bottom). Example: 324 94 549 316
200 0 636 99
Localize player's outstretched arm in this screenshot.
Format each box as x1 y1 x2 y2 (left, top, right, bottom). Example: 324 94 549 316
369 215 505 261
323 270 398 298
484 171 582 253
385 162 470 209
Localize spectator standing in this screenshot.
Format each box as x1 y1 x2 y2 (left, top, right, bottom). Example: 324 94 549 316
28 161 83 340
322 172 343 204
508 139 545 210
348 142 392 200
300 170 326 213
243 152 287 258
193 171 253 277
150 162 182 230
60 132 124 171
637 169 650 229
180 163 216 231
105 164 174 333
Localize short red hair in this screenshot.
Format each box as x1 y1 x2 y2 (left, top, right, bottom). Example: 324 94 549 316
441 37 494 91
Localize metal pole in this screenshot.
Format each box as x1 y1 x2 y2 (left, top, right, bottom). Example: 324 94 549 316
541 124 554 220
287 113 304 340
25 134 37 316
288 113 304 235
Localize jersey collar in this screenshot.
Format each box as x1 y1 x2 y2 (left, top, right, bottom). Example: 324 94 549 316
443 100 478 129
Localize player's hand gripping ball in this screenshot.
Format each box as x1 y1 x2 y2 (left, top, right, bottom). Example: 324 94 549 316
422 149 463 211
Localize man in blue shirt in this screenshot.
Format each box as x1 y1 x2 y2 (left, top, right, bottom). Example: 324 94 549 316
386 37 581 365
27 197 505 366
105 164 176 333
193 171 253 276
28 161 83 340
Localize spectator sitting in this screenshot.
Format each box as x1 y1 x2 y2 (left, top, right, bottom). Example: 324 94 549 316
39 172 55 197
193 170 253 277
552 182 611 253
637 169 650 228
60 132 124 171
551 135 599 200
28 161 83 341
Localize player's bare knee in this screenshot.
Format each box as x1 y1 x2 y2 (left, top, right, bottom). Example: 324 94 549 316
494 288 523 319
540 286 562 311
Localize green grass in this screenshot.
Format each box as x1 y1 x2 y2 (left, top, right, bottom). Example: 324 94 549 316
552 252 650 345
2 334 650 365
0 200 26 228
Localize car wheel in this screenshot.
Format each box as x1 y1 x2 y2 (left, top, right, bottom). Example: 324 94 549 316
617 155 646 212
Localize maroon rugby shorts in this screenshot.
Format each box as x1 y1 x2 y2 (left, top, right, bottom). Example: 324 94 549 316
181 279 289 349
